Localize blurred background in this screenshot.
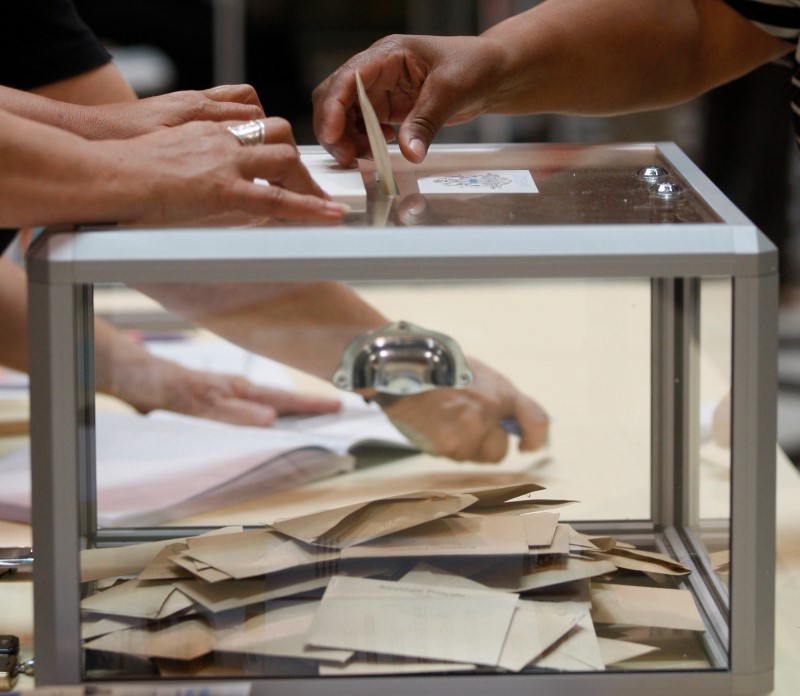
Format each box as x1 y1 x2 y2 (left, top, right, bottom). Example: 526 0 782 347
72 0 800 466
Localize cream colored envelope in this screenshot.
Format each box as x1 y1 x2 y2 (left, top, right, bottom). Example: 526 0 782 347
521 511 561 547
137 542 194 581
80 525 244 582
320 657 478 676
397 564 579 672
340 514 529 561
475 554 618 592
497 600 579 672
462 482 546 506
306 575 518 666
596 636 659 666
453 482 573 518
463 499 577 517
180 528 340 580
81 615 145 641
529 523 571 555
533 602 605 671
81 538 185 583
168 553 233 583
401 563 494 590
84 617 215 661
80 578 195 620
588 547 691 576
590 583 706 631
270 491 477 548
173 574 330 614
215 600 353 663
568 527 617 552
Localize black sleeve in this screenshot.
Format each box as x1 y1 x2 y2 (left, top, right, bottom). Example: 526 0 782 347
0 0 112 90
0 230 18 256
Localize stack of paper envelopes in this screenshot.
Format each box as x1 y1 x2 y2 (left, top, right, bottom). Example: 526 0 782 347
79 482 700 678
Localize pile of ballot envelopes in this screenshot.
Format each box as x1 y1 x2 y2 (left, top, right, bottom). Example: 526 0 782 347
78 482 705 678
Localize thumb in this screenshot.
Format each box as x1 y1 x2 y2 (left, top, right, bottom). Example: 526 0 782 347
397 81 454 163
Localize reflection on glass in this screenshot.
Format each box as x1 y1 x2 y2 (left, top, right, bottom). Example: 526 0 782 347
80 278 726 681
698 278 732 597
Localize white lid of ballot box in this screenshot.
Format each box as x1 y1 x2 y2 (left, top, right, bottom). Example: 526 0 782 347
27 142 775 285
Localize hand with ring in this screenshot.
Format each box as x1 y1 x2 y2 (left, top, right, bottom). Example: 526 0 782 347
37 115 349 227
221 116 339 207
43 84 270 140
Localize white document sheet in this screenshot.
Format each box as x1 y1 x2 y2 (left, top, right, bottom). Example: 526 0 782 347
306 575 518 666
302 152 368 209
0 399 413 526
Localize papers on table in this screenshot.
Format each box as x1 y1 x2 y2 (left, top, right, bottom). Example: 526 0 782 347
0 399 414 527
78 482 698 678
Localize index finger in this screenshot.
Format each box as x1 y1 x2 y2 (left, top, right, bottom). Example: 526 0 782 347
229 177 349 222
225 118 330 199
261 118 329 199
239 144 329 199
242 384 342 415
312 68 361 165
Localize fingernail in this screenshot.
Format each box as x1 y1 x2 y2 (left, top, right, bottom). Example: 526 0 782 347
324 201 351 217
407 199 427 216
409 138 428 162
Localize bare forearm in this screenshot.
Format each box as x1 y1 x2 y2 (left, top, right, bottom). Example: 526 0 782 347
0 111 143 228
0 63 265 141
0 256 149 391
0 258 145 396
137 281 389 381
0 85 95 133
0 257 29 372
0 64 134 139
29 63 137 105
482 0 792 116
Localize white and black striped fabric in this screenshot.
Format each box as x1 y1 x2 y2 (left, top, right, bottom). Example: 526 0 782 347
724 0 800 147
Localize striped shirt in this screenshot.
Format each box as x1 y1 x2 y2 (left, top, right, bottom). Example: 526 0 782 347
723 0 800 146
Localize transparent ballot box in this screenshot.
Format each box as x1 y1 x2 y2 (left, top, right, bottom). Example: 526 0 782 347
26 143 777 695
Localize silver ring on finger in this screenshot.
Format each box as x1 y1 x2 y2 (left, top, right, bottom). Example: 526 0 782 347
227 119 266 146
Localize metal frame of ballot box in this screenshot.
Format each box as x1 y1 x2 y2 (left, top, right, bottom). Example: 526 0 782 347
26 143 777 695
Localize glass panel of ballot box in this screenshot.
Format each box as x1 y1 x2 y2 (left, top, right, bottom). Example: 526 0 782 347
26 143 777 695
